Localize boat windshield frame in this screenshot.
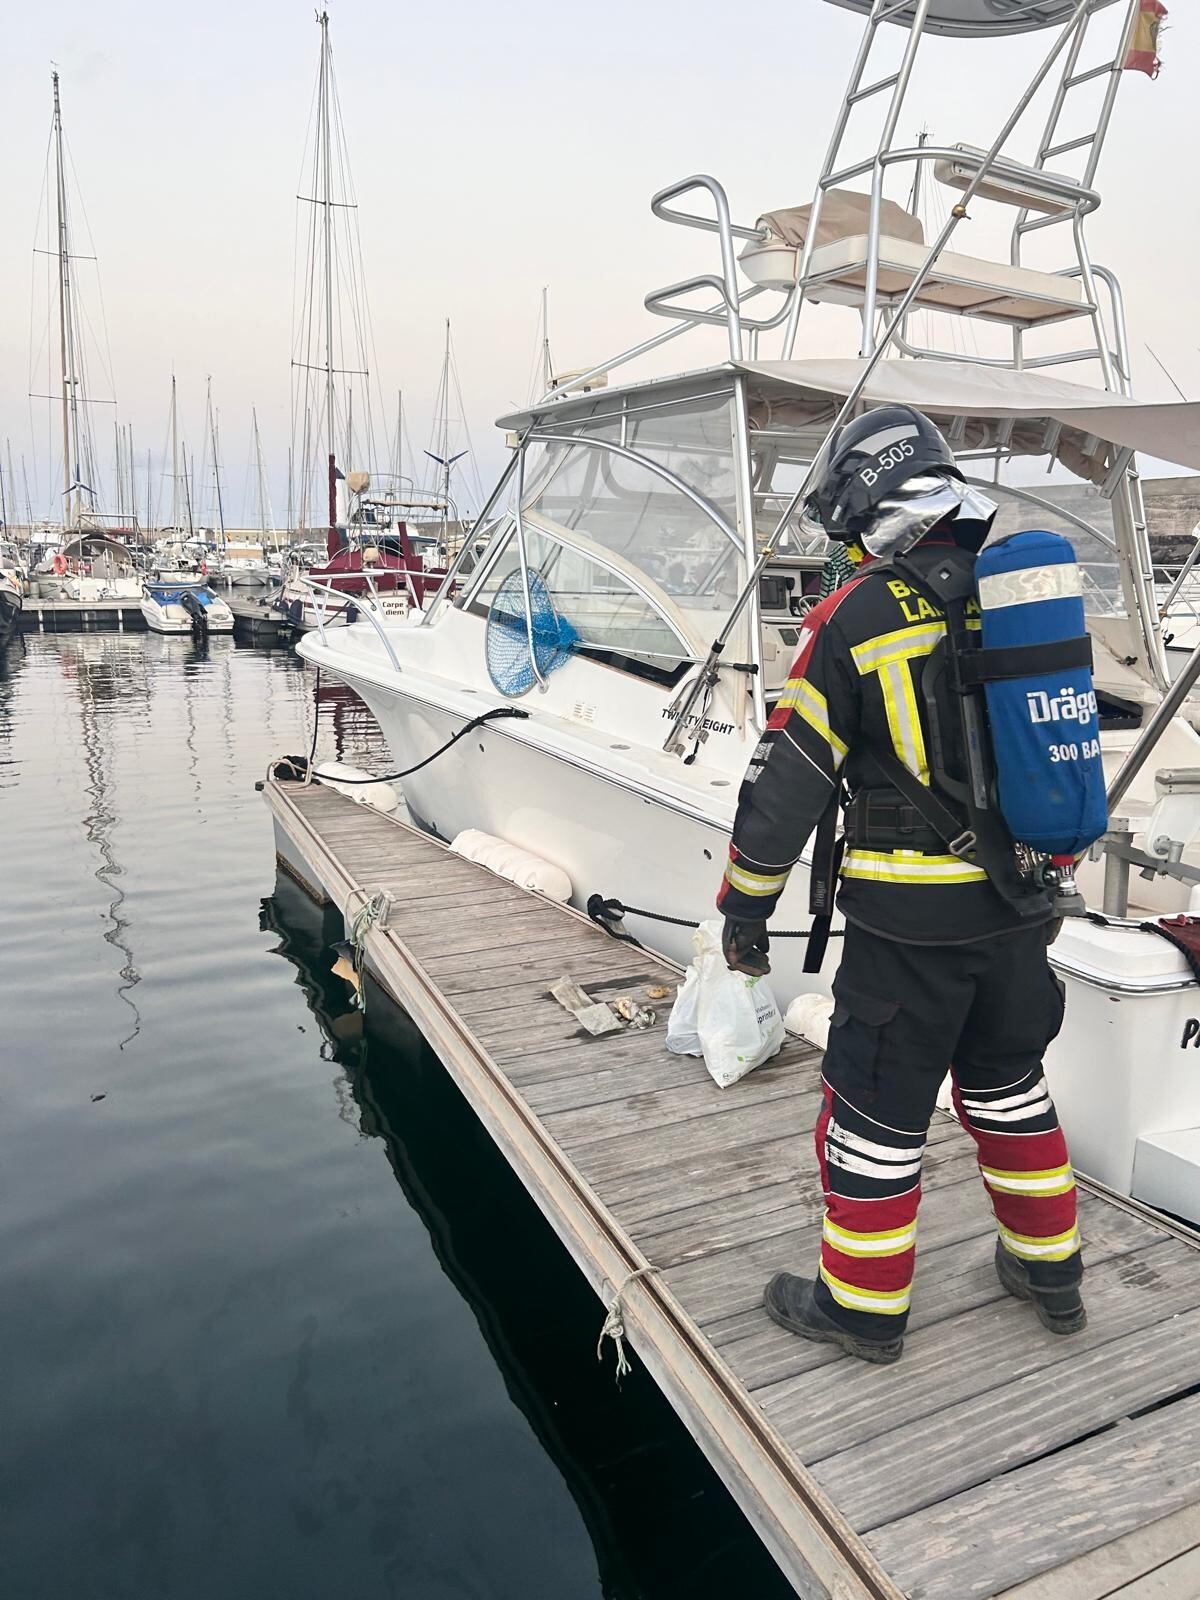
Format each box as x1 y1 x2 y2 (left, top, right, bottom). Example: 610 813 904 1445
434 373 765 717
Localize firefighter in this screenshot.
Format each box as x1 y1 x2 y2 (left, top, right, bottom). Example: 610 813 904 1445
718 405 1085 1365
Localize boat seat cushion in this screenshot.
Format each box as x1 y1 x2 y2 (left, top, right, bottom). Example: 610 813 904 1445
741 231 1086 325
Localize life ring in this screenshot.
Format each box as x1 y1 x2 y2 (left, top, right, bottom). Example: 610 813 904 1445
52 551 68 576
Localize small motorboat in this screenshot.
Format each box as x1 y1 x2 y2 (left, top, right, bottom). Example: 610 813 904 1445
140 580 234 635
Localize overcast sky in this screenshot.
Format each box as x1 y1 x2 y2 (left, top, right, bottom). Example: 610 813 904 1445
1 0 1194 528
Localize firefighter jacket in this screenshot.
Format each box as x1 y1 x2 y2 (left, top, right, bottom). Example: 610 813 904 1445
718 541 1053 945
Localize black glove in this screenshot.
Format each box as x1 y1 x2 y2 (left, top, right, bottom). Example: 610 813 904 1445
722 917 771 976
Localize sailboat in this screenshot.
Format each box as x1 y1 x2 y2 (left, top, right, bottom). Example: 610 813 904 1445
280 11 445 632
35 71 136 601
299 1 1200 1219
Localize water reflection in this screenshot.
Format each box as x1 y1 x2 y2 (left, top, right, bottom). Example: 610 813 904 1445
262 871 794 1600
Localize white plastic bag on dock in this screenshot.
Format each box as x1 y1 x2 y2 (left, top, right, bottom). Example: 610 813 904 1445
684 920 785 1088
666 965 703 1056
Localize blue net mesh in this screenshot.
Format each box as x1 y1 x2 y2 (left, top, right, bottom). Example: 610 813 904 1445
485 569 580 697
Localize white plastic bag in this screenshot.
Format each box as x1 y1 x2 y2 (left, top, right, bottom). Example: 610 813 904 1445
666 964 703 1056
691 920 786 1087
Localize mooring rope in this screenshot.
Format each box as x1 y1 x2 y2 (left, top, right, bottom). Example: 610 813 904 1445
597 1265 661 1383
586 894 844 945
305 705 530 785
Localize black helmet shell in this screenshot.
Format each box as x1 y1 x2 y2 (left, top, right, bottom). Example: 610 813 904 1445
806 405 963 540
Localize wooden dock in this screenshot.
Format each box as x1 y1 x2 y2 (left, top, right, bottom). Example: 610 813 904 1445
264 772 1200 1600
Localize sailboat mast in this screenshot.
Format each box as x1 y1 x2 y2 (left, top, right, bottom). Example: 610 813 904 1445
253 408 267 542
440 320 451 531
52 71 74 530
145 448 151 534
208 387 227 552
0 448 8 538
180 438 195 536
170 375 180 530
318 11 336 478
127 424 137 537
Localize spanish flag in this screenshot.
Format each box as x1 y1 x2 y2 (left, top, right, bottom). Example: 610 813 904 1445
1124 0 1167 78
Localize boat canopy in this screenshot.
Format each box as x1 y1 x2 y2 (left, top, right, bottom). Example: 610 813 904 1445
823 0 1120 39
62 535 136 564
741 359 1200 485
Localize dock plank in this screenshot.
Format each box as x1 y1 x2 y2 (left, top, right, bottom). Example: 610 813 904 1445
818 1300 1200 1531
999 1504 1200 1598
864 1391 1200 1600
759 1238 1200 1464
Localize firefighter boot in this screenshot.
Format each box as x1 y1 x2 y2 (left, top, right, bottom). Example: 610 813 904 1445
994 1241 1086 1335
763 1272 903 1365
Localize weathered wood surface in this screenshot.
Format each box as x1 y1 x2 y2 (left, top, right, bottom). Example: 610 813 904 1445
275 779 1200 1599
866 1391 1200 1600
999 1502 1200 1599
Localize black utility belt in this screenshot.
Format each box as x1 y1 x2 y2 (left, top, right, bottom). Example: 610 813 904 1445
843 788 950 854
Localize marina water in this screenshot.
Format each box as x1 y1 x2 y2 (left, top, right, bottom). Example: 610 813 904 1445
0 632 791 1600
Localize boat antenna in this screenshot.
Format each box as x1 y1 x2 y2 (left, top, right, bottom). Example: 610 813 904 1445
541 285 553 392
1144 343 1189 402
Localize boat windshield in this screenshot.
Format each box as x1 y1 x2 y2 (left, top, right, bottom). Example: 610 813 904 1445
517 390 749 660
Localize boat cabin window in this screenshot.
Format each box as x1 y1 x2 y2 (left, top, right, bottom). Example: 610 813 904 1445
469 524 691 684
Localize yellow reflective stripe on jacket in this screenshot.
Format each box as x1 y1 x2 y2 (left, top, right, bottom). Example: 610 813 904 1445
820 1263 911 1315
776 677 849 764
981 1163 1076 1197
850 621 946 675
723 861 792 899
879 659 928 784
842 849 988 885
823 1218 917 1258
998 1223 1082 1261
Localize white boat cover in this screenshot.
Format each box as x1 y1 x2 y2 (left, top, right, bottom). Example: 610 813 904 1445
740 359 1200 482
823 0 1119 39
756 192 924 251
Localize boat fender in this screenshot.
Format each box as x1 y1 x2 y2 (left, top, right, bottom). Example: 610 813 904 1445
974 530 1107 859
449 829 572 903
313 761 407 817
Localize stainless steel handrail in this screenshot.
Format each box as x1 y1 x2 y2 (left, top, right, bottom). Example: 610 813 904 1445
303 575 403 675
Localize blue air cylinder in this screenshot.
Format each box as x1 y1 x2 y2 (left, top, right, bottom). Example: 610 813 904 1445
974 529 1108 858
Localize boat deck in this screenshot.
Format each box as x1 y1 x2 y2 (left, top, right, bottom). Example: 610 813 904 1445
264 772 1200 1600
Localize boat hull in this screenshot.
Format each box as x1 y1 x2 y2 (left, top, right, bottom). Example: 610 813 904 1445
348 671 834 999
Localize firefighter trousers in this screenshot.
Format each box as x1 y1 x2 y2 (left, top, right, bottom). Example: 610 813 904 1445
812 920 1082 1340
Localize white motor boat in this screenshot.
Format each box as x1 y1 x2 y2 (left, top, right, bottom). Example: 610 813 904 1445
58 534 143 600
140 580 234 635
299 0 1200 1220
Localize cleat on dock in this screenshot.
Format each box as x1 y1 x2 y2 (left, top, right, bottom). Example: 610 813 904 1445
763 1272 903 1365
994 1241 1087 1335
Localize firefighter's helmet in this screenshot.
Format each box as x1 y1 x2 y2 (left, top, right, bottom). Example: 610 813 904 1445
804 405 993 558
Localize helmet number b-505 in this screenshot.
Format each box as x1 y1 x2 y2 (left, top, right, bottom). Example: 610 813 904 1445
859 439 915 488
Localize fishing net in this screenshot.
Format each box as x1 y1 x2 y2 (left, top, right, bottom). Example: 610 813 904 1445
485 569 579 697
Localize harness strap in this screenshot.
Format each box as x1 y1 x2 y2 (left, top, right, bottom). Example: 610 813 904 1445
956 636 1093 687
